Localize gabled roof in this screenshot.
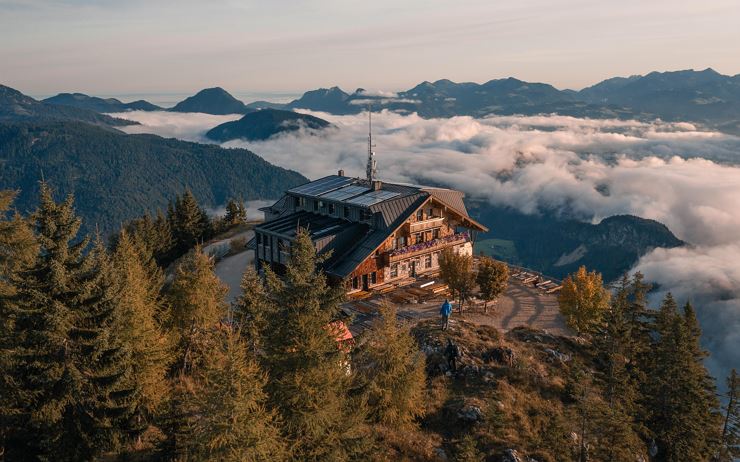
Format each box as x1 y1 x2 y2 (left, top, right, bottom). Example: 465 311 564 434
259 174 488 279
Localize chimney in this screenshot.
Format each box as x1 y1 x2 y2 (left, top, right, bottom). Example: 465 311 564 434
371 180 382 191
338 169 345 177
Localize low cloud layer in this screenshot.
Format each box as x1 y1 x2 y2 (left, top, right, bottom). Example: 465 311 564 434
112 109 740 385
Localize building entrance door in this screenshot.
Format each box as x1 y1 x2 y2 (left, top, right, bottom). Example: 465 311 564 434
410 260 416 277
362 274 369 291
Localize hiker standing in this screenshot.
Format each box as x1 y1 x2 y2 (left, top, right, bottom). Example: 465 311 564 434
440 299 452 330
445 339 460 373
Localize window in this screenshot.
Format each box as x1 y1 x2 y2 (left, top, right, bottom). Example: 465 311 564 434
352 277 359 289
414 232 423 244
371 272 377 284
318 200 325 210
390 263 398 278
432 228 440 240
416 209 423 221
293 196 300 208
343 206 350 218
328 203 335 214
313 200 319 211
428 207 434 217
360 209 373 221
425 254 432 268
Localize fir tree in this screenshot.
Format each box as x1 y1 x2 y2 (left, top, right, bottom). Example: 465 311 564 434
717 369 739 461
3 185 134 461
645 293 720 462
112 231 172 437
60 238 136 460
224 198 247 227
168 246 228 334
262 229 371 461
183 332 287 461
0 190 37 457
590 275 643 460
233 267 270 353
354 302 426 428
170 190 211 255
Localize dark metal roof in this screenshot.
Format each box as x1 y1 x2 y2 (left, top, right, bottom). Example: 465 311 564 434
326 194 429 278
256 210 355 240
423 188 469 216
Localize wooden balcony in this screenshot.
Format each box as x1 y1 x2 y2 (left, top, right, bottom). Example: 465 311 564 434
406 217 445 234
388 233 468 262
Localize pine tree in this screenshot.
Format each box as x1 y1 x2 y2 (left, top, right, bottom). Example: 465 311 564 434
60 238 136 460
0 190 37 457
170 190 211 255
168 246 228 333
645 293 720 461
112 231 172 438
475 256 509 313
557 265 610 335
183 331 287 461
3 184 135 461
717 369 739 461
354 302 426 428
262 229 371 461
233 267 270 353
224 198 247 227
590 275 643 460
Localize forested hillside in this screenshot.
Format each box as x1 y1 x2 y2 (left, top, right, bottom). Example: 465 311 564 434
0 189 736 461
0 121 306 234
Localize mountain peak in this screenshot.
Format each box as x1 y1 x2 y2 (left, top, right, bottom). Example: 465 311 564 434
170 87 250 115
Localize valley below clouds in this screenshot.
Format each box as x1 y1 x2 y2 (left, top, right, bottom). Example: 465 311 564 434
112 109 740 384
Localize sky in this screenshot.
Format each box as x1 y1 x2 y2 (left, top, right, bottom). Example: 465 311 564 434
1 0 739 97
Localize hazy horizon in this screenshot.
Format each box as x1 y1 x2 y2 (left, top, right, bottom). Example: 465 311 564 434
2 0 739 95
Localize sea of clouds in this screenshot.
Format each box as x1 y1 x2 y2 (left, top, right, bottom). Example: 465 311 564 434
111 109 740 385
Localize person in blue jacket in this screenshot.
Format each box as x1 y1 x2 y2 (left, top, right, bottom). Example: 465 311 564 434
440 298 452 330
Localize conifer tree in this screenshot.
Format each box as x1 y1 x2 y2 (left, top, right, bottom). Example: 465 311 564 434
475 256 509 313
233 267 270 353
717 369 739 461
112 231 172 436
644 293 720 461
0 190 37 457
354 302 426 428
170 190 211 254
3 184 135 461
62 238 136 460
224 198 247 227
167 246 228 385
183 332 287 461
168 246 228 334
263 229 371 461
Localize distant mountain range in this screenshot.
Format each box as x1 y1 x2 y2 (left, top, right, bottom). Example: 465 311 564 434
35 69 740 134
169 87 254 115
0 85 306 235
42 93 162 112
0 85 134 127
206 108 332 142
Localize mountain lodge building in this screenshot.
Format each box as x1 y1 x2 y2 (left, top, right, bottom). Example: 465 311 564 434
254 171 487 293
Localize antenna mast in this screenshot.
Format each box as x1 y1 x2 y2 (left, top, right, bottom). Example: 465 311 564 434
366 105 377 182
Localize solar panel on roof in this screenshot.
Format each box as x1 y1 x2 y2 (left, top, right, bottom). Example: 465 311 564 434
345 190 401 206
319 184 370 201
288 176 353 196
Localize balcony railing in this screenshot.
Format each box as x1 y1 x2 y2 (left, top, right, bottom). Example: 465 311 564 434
407 217 445 233
388 232 469 262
